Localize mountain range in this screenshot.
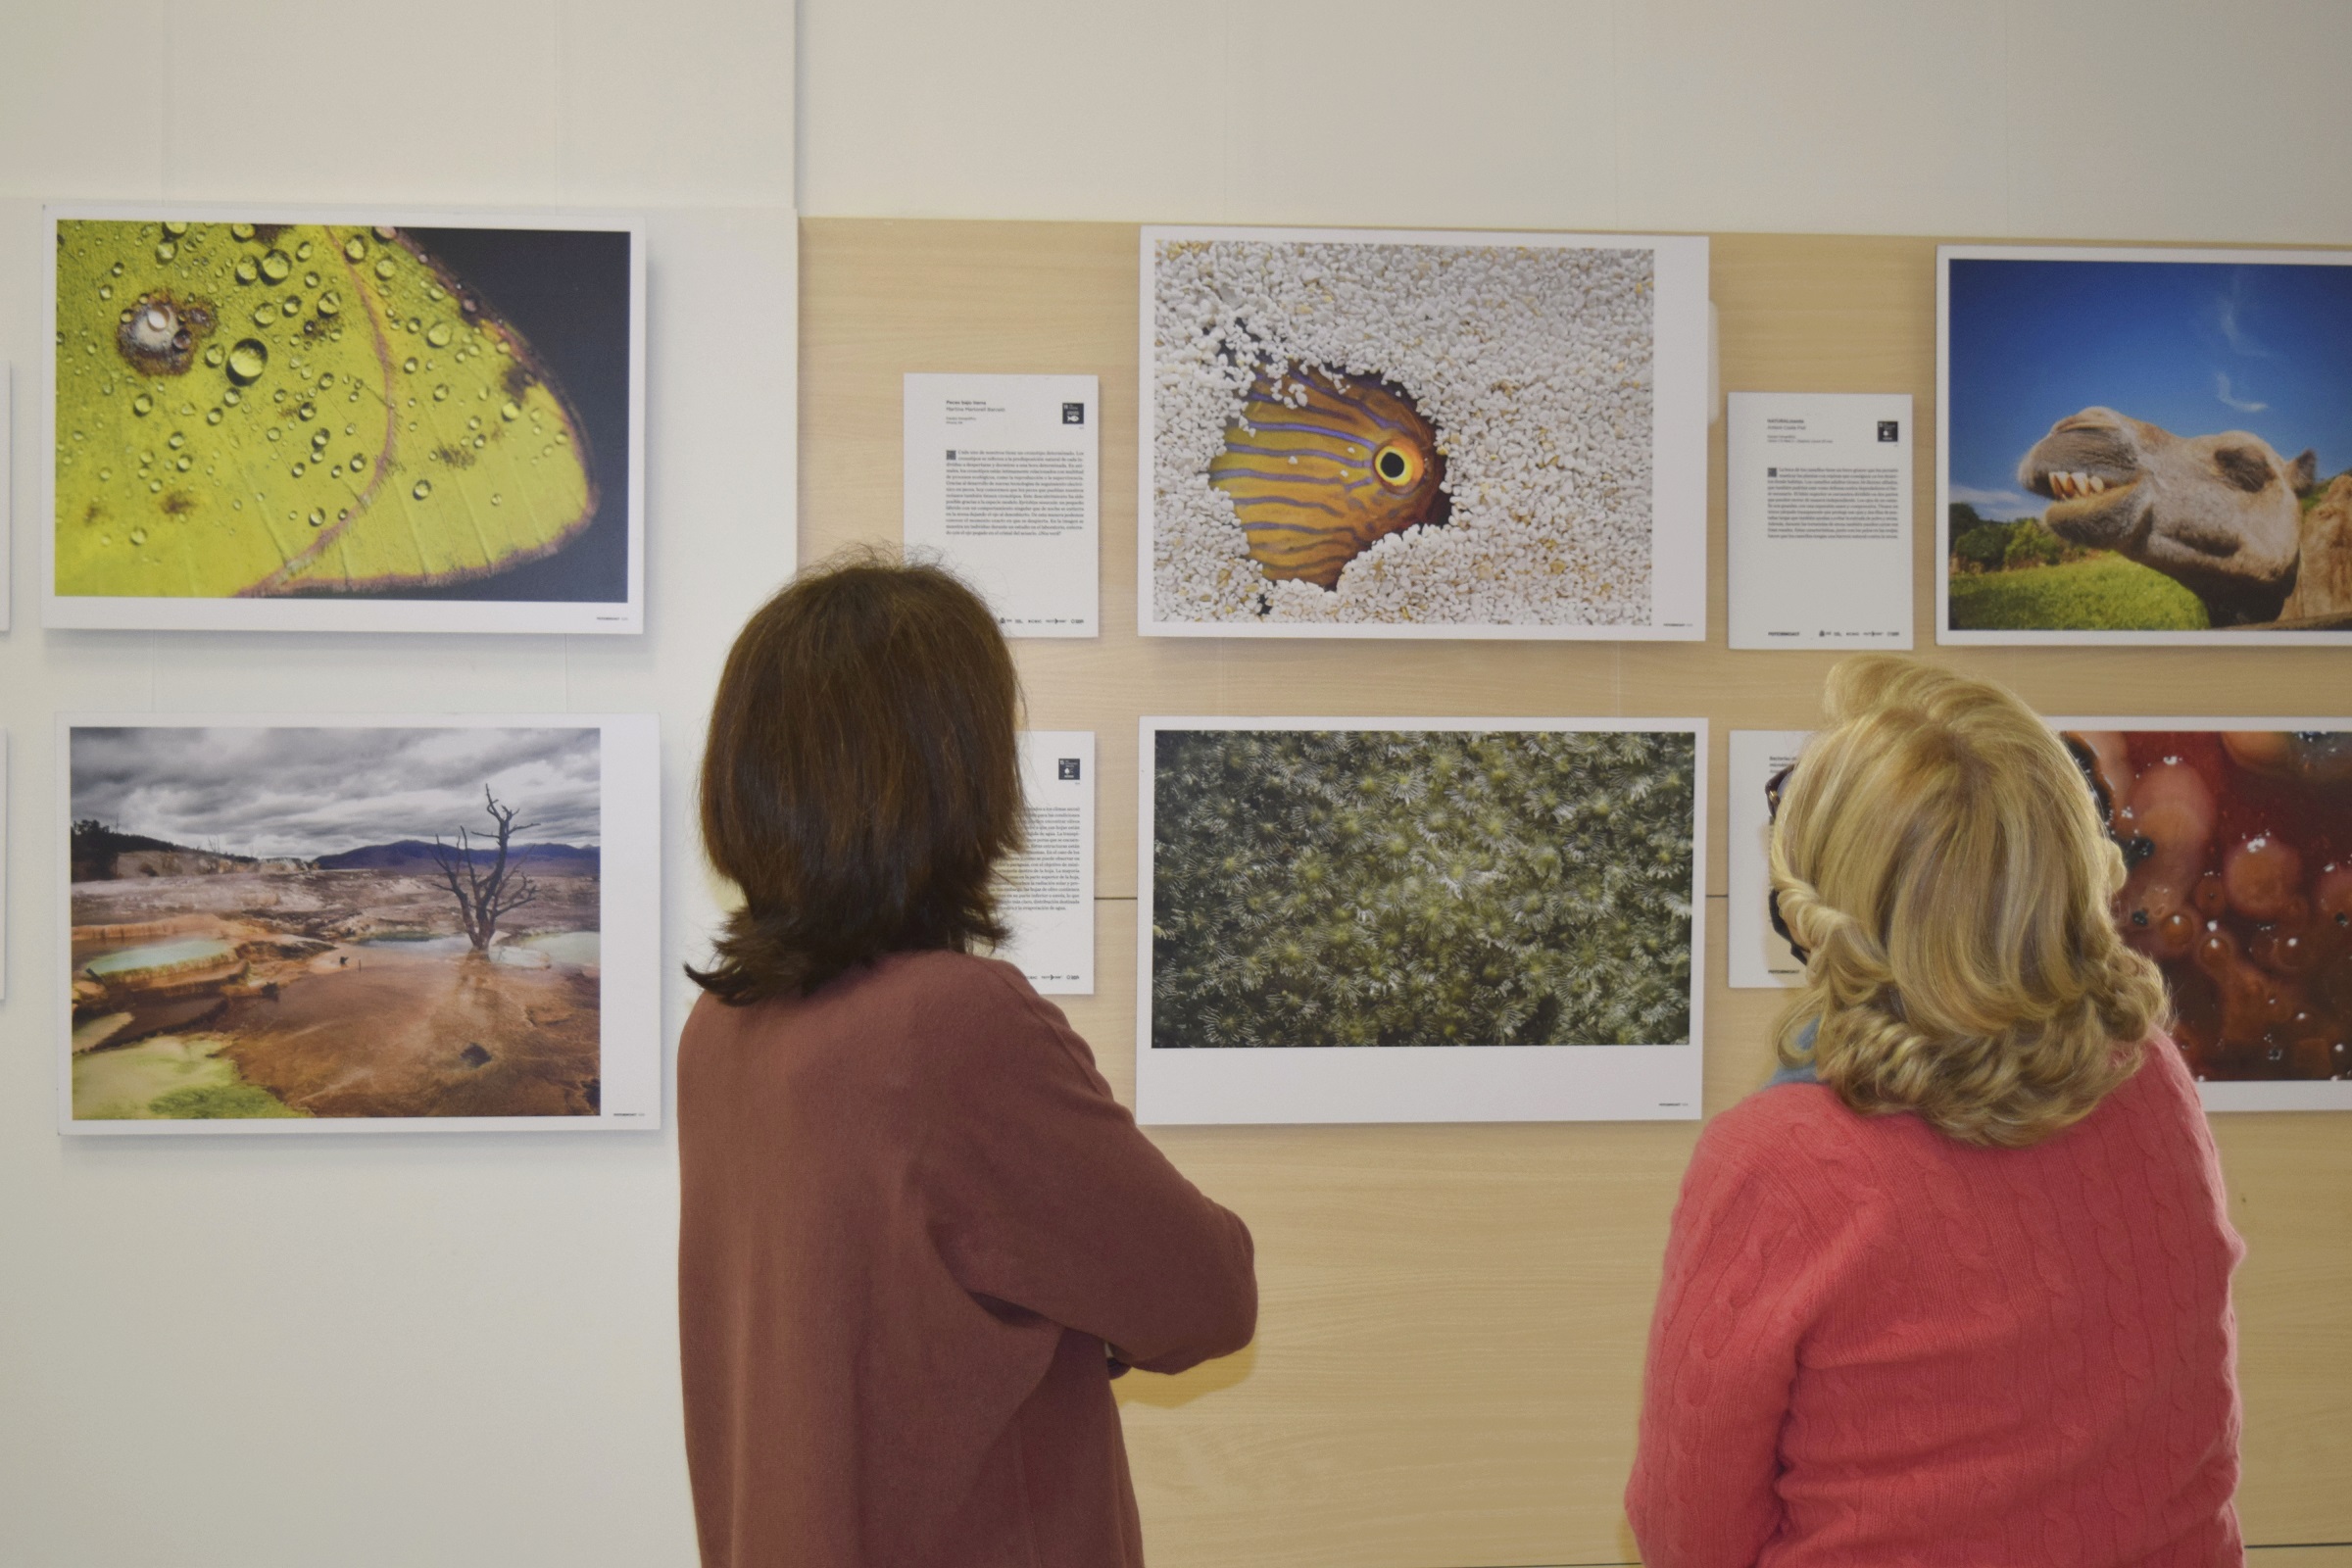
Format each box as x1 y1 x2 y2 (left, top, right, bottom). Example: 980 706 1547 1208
312 840 602 872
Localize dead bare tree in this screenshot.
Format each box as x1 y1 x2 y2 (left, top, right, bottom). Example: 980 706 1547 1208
429 786 542 953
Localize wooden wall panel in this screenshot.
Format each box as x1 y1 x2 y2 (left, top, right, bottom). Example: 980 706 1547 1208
801 219 2352 1566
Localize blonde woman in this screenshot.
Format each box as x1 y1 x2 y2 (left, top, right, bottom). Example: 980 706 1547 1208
1627 659 2245 1566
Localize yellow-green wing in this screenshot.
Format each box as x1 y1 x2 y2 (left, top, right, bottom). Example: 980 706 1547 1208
54 219 597 600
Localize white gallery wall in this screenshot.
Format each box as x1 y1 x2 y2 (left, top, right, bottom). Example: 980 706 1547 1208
799 0 2352 244
5 3 2350 1566
0 4 795 1566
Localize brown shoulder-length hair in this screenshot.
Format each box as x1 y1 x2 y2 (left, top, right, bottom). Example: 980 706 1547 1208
689 549 1024 1004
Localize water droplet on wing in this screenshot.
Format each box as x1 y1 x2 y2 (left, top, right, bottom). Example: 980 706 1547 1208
225 339 268 384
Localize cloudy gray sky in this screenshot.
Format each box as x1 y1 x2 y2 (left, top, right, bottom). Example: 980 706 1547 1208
72 726 602 858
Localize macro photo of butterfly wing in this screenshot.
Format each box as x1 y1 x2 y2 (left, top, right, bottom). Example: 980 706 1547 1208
47 211 641 633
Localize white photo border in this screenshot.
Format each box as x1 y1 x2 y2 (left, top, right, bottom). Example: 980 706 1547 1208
1136 715 1706 1125
1138 224 1709 642
1936 243 2352 648
56 711 662 1136
42 202 647 635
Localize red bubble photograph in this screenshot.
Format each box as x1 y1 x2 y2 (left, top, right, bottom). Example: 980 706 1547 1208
2060 721 2352 1108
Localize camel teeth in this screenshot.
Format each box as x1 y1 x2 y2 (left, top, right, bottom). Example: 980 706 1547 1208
2087 474 2105 493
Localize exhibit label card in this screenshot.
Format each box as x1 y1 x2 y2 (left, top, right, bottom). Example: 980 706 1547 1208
904 374 1099 637
1727 729 1810 989
1728 392 1913 650
994 731 1096 995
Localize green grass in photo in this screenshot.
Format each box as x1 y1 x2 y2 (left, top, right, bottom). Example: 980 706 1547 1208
1948 554 2208 631
73 1033 303 1120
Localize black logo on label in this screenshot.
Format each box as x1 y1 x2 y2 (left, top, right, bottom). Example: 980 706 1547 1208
1061 403 1086 425
1878 420 1900 443
1056 758 1082 781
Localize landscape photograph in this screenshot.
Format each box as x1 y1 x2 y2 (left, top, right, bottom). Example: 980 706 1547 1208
49 208 641 633
1942 248 2352 641
66 723 607 1126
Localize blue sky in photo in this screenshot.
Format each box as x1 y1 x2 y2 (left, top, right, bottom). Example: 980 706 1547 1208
1947 257 2352 518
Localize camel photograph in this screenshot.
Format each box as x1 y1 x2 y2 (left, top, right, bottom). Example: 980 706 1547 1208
1940 247 2352 641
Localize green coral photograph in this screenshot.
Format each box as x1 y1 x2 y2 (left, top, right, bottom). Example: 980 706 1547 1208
48 209 640 633
1151 726 1696 1050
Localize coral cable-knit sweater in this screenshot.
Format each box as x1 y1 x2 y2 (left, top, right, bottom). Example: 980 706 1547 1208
677 951 1258 1568
1626 1034 2245 1568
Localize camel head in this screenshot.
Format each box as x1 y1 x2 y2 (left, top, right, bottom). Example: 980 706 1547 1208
2019 408 2318 625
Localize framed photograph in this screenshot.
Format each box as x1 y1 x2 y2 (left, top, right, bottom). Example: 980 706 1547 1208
1137 718 1705 1124
45 204 645 634
1 365 13 632
1938 245 2352 644
1725 718 2352 1111
2059 719 2352 1111
0 731 9 1000
59 714 660 1134
1141 226 1709 639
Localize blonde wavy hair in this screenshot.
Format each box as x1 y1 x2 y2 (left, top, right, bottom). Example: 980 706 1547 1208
1769 657 2168 1148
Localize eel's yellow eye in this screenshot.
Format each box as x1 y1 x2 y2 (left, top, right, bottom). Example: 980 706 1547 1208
1373 442 1422 489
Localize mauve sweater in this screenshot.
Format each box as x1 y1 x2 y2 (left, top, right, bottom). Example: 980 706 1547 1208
677 950 1257 1568
1627 1033 2245 1567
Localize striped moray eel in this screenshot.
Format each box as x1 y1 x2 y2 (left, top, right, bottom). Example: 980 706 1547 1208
1208 366 1448 589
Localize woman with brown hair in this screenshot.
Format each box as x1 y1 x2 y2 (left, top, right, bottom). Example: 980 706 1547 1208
677 553 1256 1568
1628 657 2244 1566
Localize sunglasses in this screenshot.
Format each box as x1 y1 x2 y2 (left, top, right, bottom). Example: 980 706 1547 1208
1762 761 1808 965
1762 737 2139 970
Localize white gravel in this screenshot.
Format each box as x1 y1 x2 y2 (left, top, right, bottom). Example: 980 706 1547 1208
1152 235 1656 627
